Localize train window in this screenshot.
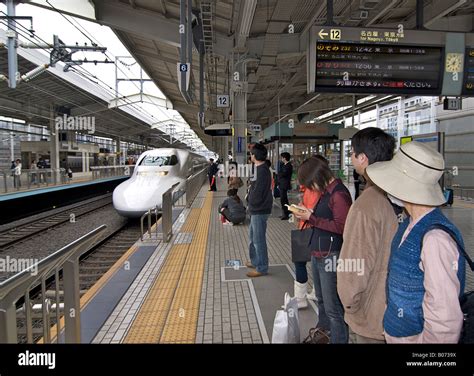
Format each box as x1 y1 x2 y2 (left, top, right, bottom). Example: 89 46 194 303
139 155 179 166
169 155 178 165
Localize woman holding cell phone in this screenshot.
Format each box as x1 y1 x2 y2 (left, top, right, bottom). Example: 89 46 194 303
293 156 352 344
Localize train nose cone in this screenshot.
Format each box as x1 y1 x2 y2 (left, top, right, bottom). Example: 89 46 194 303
113 177 168 217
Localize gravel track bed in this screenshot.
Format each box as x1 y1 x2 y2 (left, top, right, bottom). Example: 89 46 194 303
0 194 113 232
0 204 129 282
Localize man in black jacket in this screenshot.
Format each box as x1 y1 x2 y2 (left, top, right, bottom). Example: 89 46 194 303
208 158 218 191
246 143 273 277
278 152 293 220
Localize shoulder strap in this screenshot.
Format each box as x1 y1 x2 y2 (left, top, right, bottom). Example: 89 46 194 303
422 224 474 272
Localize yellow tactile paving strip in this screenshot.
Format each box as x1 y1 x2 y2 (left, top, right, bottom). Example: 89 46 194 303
179 208 201 233
124 193 212 343
39 218 162 344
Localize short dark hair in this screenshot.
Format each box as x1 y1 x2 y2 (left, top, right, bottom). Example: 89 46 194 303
297 157 334 191
227 188 238 197
250 143 267 161
312 154 328 164
351 127 395 165
280 152 291 162
209 158 214 162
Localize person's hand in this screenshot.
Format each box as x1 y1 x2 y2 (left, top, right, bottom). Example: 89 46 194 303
293 206 313 221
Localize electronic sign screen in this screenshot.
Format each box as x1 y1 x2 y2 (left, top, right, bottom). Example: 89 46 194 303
462 48 474 95
315 41 444 95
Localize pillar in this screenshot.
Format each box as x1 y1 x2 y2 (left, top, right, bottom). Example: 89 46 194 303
231 58 248 165
115 138 121 165
49 105 60 182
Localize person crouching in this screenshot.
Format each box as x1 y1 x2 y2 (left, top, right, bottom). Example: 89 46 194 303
219 189 246 225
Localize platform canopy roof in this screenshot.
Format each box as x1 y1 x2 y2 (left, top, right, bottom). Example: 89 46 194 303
0 30 191 149
23 0 474 148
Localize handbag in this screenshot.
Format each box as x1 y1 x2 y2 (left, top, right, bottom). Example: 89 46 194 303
271 293 300 343
291 224 314 263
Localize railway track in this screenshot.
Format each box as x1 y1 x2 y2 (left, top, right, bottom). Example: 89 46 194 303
15 219 154 343
0 195 113 250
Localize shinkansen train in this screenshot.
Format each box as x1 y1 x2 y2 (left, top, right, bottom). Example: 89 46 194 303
112 148 208 217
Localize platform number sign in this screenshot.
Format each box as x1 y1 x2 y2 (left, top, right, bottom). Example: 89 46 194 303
179 63 188 72
217 94 230 108
330 29 341 40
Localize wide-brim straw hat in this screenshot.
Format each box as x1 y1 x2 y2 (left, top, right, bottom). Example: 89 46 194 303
366 141 446 206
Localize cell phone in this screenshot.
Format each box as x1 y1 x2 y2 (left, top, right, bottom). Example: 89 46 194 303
285 204 306 213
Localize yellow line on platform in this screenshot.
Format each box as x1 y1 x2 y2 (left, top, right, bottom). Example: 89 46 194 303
39 218 162 344
123 193 212 343
180 208 201 232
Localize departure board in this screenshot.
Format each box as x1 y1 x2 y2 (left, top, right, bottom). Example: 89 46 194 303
315 41 444 95
462 48 474 95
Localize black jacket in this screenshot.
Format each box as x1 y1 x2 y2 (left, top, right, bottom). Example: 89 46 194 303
208 163 218 176
247 164 273 215
278 162 293 191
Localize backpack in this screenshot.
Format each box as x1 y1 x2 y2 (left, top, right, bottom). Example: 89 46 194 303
422 224 474 344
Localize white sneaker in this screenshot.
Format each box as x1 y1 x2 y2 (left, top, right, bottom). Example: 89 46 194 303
306 288 316 301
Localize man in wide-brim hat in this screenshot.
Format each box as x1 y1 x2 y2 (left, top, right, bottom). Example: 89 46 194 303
366 141 466 343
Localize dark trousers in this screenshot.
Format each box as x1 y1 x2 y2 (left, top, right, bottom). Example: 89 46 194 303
220 208 245 224
311 253 348 343
209 175 217 191
294 261 308 283
280 188 289 218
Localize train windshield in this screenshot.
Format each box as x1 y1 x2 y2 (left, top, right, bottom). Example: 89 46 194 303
139 155 178 166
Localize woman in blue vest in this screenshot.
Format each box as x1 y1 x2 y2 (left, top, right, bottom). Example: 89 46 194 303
366 141 466 343
294 157 352 343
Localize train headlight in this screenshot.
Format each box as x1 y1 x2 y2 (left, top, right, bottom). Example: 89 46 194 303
157 171 168 176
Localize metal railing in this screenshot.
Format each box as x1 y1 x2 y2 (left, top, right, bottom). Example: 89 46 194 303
140 183 179 243
90 165 135 180
1 165 135 194
140 206 160 241
162 183 179 242
185 168 208 208
139 169 207 243
0 225 107 343
452 186 474 201
1 168 66 193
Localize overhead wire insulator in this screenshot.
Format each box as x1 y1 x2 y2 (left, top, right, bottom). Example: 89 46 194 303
20 63 49 83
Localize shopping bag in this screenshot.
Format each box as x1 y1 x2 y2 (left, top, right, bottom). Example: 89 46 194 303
271 293 300 343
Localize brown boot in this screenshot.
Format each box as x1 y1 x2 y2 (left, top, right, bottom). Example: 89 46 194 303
246 270 266 278
245 261 255 269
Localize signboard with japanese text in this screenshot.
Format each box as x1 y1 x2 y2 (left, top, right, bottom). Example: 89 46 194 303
309 27 446 95
315 41 444 95
462 48 474 95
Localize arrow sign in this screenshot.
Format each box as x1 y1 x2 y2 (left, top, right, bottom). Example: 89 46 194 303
318 29 328 39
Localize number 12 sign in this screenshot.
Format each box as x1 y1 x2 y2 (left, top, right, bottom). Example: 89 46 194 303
217 95 230 108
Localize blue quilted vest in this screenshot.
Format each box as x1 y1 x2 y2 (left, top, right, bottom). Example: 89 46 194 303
383 208 466 337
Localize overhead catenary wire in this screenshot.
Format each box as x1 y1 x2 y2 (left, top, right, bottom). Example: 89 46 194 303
0 21 186 146
0 15 196 142
0 10 204 148
38 4 199 140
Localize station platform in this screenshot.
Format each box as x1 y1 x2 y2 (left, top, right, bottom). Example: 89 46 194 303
0 176 128 224
63 178 473 344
